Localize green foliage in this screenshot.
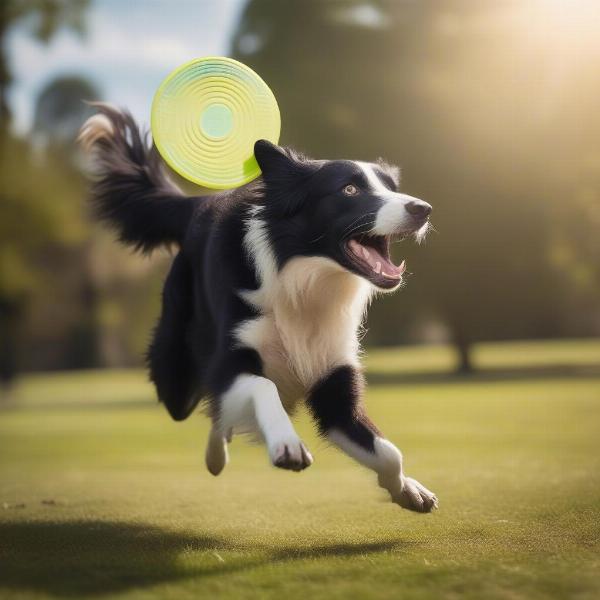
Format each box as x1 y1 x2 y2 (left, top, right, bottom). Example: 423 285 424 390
2 0 599 374
232 0 600 348
0 0 90 121
1 0 89 43
0 136 86 299
1 340 599 599
0 0 93 381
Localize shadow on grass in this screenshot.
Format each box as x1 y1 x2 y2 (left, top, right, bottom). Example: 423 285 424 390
0 520 406 597
366 363 600 387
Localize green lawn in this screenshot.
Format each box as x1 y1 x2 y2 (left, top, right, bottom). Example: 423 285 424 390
1 340 599 599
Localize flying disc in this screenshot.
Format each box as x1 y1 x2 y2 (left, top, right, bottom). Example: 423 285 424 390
151 57 280 189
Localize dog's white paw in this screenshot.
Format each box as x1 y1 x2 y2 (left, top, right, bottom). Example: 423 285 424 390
205 428 229 476
269 437 313 472
382 475 438 513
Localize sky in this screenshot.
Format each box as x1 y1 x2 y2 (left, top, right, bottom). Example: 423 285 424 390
7 0 247 136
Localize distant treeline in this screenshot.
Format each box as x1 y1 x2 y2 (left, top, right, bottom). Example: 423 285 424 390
1 0 599 381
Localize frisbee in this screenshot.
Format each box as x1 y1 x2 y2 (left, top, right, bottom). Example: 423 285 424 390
151 57 280 189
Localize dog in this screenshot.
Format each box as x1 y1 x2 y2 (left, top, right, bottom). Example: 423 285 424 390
79 103 437 513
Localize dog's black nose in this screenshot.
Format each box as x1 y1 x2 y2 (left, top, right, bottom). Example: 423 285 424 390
406 200 432 218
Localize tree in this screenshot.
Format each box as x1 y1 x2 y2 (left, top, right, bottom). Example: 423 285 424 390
0 132 88 384
34 77 98 147
30 76 170 372
0 1 89 390
0 0 89 127
231 0 600 370
31 76 102 369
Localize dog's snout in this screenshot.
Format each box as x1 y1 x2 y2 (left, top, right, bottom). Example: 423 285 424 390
405 200 432 219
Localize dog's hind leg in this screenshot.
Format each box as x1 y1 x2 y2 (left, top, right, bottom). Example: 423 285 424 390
205 425 230 476
215 371 313 472
308 365 437 513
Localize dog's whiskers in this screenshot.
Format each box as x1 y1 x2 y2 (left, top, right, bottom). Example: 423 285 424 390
342 219 375 238
344 218 377 240
340 211 378 239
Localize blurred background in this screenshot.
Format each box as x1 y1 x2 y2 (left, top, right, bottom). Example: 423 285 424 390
1 0 599 388
1 5 599 596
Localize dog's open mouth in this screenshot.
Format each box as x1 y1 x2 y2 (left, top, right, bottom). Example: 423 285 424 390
346 235 405 289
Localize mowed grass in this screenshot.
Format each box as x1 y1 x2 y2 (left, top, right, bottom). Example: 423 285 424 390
1 340 599 600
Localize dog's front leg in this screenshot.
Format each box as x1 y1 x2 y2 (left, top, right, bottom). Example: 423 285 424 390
308 365 437 513
216 373 313 472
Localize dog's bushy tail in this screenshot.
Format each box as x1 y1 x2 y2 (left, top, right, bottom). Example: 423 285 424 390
78 102 194 252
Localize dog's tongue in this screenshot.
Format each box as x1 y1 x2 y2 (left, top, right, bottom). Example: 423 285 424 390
348 239 406 279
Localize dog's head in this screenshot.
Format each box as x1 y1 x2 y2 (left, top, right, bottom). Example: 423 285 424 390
255 140 431 291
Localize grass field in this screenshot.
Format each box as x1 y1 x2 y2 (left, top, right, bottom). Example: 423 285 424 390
1 340 599 599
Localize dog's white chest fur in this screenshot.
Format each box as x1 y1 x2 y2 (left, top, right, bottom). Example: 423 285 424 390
235 210 372 408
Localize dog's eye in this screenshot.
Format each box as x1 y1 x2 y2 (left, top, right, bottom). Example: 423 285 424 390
343 184 359 196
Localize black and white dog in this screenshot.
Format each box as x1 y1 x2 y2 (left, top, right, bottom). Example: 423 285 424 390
79 104 437 512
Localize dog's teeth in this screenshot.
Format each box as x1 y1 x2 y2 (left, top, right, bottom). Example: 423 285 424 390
361 246 370 260
374 261 381 274
382 271 400 279
399 260 406 273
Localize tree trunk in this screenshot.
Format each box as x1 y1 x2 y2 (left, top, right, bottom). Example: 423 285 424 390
450 324 473 374
0 297 23 392
455 338 473 374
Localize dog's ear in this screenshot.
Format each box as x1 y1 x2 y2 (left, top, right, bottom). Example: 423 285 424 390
254 140 316 214
254 140 296 180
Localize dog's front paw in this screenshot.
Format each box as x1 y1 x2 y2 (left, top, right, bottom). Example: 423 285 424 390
382 475 438 513
270 438 313 472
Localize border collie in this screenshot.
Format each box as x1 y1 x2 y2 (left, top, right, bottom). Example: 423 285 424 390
79 103 437 513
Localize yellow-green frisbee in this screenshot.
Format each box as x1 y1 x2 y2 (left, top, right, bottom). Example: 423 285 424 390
151 57 280 189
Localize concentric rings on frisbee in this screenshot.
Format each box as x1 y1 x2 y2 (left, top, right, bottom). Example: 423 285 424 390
151 57 280 189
